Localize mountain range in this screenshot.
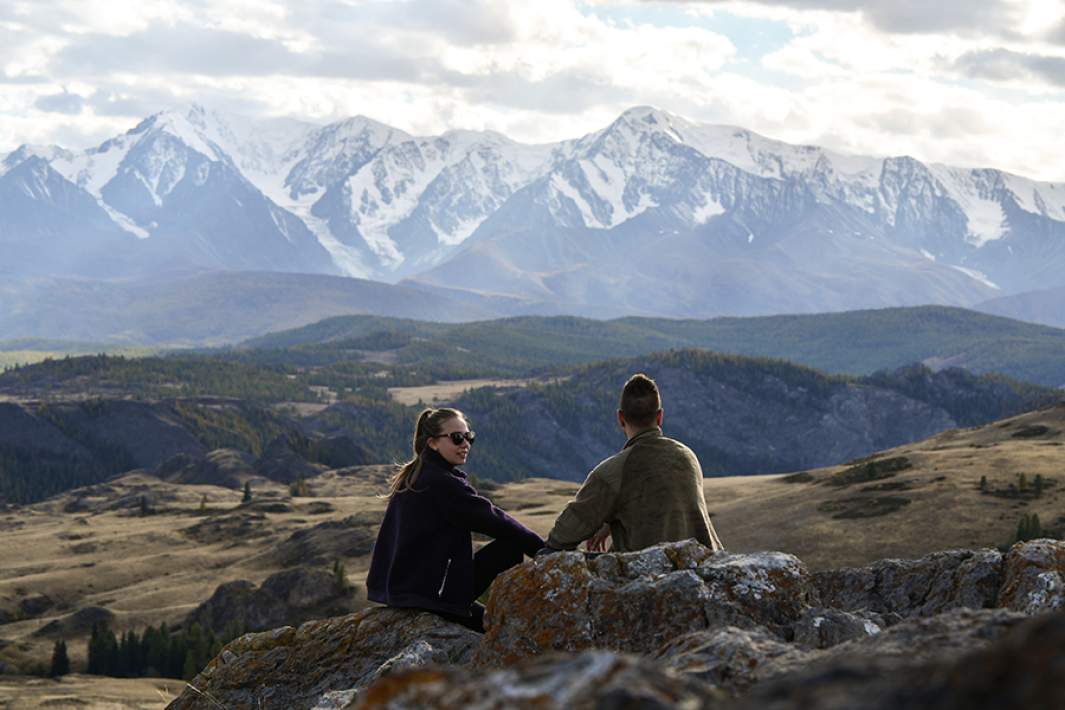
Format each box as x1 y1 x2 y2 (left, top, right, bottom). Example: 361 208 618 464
3 105 1065 339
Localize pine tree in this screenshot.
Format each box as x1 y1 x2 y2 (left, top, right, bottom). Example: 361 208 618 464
139 495 150 517
199 494 207 513
242 481 252 504
290 477 308 497
49 640 70 678
1034 474 1044 498
333 558 351 592
979 475 988 492
87 624 102 675
1018 473 1028 493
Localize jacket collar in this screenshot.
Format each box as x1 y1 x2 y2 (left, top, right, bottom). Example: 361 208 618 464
423 447 468 478
624 426 662 449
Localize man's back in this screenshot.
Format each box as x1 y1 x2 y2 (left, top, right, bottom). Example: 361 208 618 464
545 427 723 553
611 430 721 551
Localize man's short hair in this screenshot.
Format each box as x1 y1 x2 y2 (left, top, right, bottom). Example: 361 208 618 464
619 373 661 428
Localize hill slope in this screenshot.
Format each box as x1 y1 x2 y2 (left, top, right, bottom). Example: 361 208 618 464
241 306 1065 387
307 350 1060 482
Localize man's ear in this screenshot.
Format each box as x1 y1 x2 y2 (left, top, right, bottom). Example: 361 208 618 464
617 410 626 429
656 409 663 426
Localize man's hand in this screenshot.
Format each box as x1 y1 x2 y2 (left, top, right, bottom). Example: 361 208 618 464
585 523 611 553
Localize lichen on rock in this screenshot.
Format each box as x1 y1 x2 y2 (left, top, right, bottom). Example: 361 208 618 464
475 541 813 666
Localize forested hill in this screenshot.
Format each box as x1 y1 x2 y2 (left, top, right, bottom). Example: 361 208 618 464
236 306 1065 388
309 351 1061 483
2 347 1058 504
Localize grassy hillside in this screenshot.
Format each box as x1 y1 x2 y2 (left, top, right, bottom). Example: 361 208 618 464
236 306 1065 387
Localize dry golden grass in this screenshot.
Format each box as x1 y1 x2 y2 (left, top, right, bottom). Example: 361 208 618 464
1 403 1063 706
387 378 538 407
0 674 176 709
703 403 1065 569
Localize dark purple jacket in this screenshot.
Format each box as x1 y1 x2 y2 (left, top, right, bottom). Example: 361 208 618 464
366 449 543 616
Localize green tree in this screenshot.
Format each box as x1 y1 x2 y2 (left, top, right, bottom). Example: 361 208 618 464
979 475 987 492
49 640 70 678
242 481 252 504
1018 473 1028 493
199 494 207 513
289 477 309 497
1034 474 1044 498
332 558 351 593
1015 512 1043 543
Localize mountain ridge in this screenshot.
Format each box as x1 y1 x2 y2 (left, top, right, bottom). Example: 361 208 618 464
4 104 1065 324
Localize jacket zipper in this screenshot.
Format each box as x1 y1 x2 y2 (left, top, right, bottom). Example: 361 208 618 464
437 558 452 597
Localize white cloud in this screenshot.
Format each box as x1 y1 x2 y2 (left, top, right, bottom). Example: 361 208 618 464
0 0 1063 184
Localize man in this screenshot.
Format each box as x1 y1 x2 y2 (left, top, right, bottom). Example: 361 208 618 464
543 373 724 554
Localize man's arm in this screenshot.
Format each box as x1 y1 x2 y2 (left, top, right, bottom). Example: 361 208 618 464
545 457 622 550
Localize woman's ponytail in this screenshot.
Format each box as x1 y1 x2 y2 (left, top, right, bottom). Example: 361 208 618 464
386 407 464 497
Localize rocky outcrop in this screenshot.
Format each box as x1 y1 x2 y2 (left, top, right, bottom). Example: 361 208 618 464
998 538 1065 614
653 626 807 694
791 607 888 649
33 605 116 638
734 608 1042 710
812 548 1002 617
167 540 1065 710
353 650 725 709
167 608 480 710
184 567 358 635
475 541 813 666
157 448 255 489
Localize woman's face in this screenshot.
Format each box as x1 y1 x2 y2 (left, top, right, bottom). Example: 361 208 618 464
428 416 472 467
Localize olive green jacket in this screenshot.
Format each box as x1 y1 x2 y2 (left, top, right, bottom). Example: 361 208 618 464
547 427 724 553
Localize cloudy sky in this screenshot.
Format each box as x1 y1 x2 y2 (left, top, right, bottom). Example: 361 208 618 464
2 0 1064 180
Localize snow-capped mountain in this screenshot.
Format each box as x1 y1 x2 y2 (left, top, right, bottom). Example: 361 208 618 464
3 104 1065 322
413 107 1065 316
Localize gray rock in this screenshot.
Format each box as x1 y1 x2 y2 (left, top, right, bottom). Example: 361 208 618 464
167 607 481 710
184 567 357 635
352 650 726 709
734 608 1048 710
792 607 887 649
653 626 808 694
813 548 1002 618
475 542 814 666
998 538 1065 614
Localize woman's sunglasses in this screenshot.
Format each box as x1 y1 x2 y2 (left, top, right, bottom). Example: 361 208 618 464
433 431 476 445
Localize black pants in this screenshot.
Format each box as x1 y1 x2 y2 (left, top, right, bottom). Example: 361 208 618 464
431 537 527 633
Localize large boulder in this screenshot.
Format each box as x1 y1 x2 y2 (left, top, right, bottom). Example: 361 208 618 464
354 650 726 709
733 608 1045 710
997 538 1065 614
167 608 481 710
791 607 889 649
185 567 358 635
812 548 1002 618
652 626 808 695
475 540 814 666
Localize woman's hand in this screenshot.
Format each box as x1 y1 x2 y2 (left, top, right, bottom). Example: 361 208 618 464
585 523 611 552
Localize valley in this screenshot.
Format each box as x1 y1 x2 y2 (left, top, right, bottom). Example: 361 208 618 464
1 402 1063 707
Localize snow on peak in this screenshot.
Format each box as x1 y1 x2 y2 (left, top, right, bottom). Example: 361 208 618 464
344 130 552 265
1 144 72 176
927 165 1008 247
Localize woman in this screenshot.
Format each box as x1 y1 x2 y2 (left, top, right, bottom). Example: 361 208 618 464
366 407 544 632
